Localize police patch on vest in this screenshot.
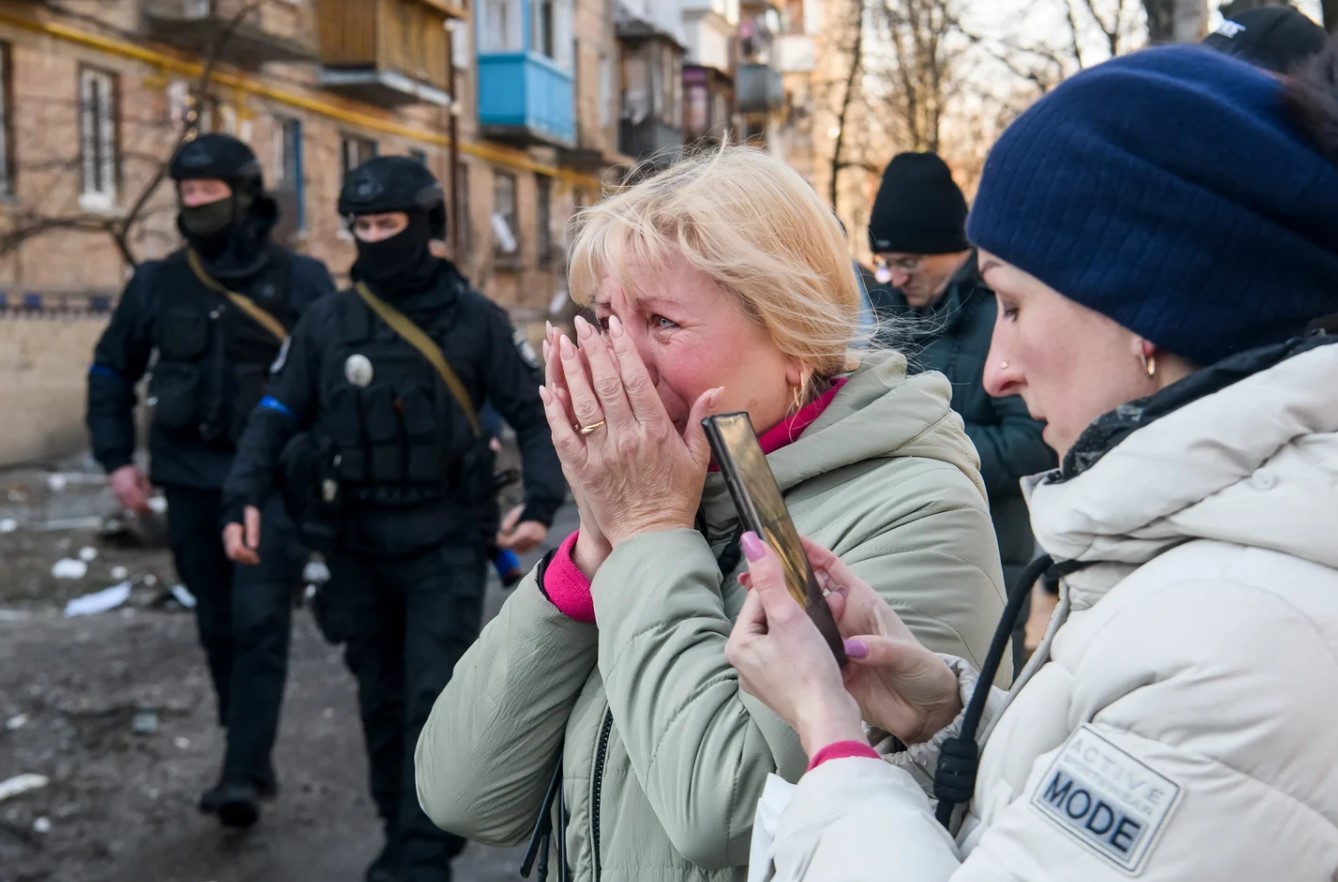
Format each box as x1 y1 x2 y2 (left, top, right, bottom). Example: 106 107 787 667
513 329 540 369
344 353 374 387
1031 725 1182 874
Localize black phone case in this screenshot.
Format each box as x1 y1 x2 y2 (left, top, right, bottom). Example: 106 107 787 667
703 412 847 666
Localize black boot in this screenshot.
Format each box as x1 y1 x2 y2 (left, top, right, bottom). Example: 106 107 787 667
199 773 277 814
217 781 261 828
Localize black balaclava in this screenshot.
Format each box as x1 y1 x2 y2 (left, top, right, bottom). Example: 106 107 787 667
351 210 440 297
170 134 277 282
339 156 450 299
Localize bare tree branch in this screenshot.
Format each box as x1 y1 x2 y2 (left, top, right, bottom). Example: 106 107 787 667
0 0 264 268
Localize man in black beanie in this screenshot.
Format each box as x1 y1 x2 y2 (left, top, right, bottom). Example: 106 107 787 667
1203 6 1328 75
867 151 1054 666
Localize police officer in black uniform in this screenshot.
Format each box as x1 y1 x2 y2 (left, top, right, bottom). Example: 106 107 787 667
85 134 335 827
221 156 564 882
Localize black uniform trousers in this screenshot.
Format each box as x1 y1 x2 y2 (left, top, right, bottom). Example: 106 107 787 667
327 540 486 881
164 485 305 786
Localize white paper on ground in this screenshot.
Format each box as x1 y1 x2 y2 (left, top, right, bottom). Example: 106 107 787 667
0 773 50 803
748 773 797 882
63 582 132 617
51 558 89 580
169 584 197 610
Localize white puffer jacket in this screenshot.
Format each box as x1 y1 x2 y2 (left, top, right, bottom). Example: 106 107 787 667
754 340 1338 881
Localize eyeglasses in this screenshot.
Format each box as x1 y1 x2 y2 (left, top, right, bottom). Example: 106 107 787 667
874 255 924 274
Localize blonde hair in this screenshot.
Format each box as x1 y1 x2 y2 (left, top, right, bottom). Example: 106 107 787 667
567 146 863 396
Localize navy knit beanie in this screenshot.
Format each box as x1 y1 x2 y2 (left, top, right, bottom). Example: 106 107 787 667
967 46 1338 368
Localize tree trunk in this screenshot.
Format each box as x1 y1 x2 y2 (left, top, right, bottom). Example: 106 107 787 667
1142 0 1174 43
1171 0 1207 41
1143 0 1206 43
1322 0 1337 33
829 0 865 209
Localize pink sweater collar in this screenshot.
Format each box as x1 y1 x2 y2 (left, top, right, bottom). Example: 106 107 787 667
709 377 848 471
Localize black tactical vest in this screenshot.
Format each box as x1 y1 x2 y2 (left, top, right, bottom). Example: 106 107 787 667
149 249 294 445
316 291 475 506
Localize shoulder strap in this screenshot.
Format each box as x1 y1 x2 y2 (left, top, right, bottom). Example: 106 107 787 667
185 248 289 345
352 281 482 438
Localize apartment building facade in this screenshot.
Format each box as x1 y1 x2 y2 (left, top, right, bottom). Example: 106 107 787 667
0 0 811 464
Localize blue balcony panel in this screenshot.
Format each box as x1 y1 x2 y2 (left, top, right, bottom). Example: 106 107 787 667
478 52 576 148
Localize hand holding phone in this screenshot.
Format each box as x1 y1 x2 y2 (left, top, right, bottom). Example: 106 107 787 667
703 412 847 666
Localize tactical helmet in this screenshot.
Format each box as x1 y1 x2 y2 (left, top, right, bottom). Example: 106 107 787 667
169 133 264 196
339 155 448 240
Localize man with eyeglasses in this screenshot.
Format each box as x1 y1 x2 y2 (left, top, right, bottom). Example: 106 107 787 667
866 151 1054 668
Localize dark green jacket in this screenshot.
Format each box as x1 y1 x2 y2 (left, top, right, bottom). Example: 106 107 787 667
870 258 1054 574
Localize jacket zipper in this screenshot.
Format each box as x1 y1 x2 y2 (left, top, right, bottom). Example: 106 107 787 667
589 708 613 881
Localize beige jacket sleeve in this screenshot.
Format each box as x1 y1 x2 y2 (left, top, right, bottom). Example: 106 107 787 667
591 464 1008 871
414 570 599 845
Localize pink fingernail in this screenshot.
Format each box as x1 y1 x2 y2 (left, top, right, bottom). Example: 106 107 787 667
741 531 766 562
843 639 869 659
608 315 625 338
559 335 575 358
575 315 594 340
538 386 551 405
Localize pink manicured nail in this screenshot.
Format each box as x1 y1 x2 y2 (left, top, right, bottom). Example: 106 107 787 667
538 386 551 405
575 314 594 339
741 531 766 562
559 335 575 358
608 315 625 338
843 639 869 659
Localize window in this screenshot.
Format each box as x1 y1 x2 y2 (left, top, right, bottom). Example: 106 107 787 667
536 175 552 264
685 80 709 141
713 90 732 139
598 52 613 129
450 17 471 70
79 66 118 209
0 43 13 198
492 169 519 261
535 0 556 58
480 0 522 52
622 52 650 125
341 134 378 176
661 49 682 129
274 116 305 231
455 161 471 254
531 0 572 67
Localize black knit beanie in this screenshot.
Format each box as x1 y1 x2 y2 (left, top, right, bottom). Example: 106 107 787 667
867 152 969 255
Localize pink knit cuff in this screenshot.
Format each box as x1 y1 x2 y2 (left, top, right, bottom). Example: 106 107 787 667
543 531 596 623
806 740 879 772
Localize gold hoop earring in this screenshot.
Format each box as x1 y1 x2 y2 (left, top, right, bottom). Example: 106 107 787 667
791 384 804 414
1140 352 1157 379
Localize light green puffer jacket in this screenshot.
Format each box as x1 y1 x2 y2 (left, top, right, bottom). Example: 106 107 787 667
416 350 1010 881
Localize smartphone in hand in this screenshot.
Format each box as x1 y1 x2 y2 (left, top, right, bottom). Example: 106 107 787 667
703 412 847 666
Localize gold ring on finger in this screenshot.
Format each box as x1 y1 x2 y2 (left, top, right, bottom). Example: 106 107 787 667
576 420 607 436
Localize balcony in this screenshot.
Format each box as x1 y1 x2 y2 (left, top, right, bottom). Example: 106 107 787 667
142 0 316 68
619 118 683 164
736 62 783 114
478 54 576 148
316 0 457 107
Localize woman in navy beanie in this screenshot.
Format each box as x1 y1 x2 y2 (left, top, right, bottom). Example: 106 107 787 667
727 41 1338 881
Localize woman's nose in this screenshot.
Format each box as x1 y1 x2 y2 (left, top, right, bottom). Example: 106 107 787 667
983 341 1022 398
